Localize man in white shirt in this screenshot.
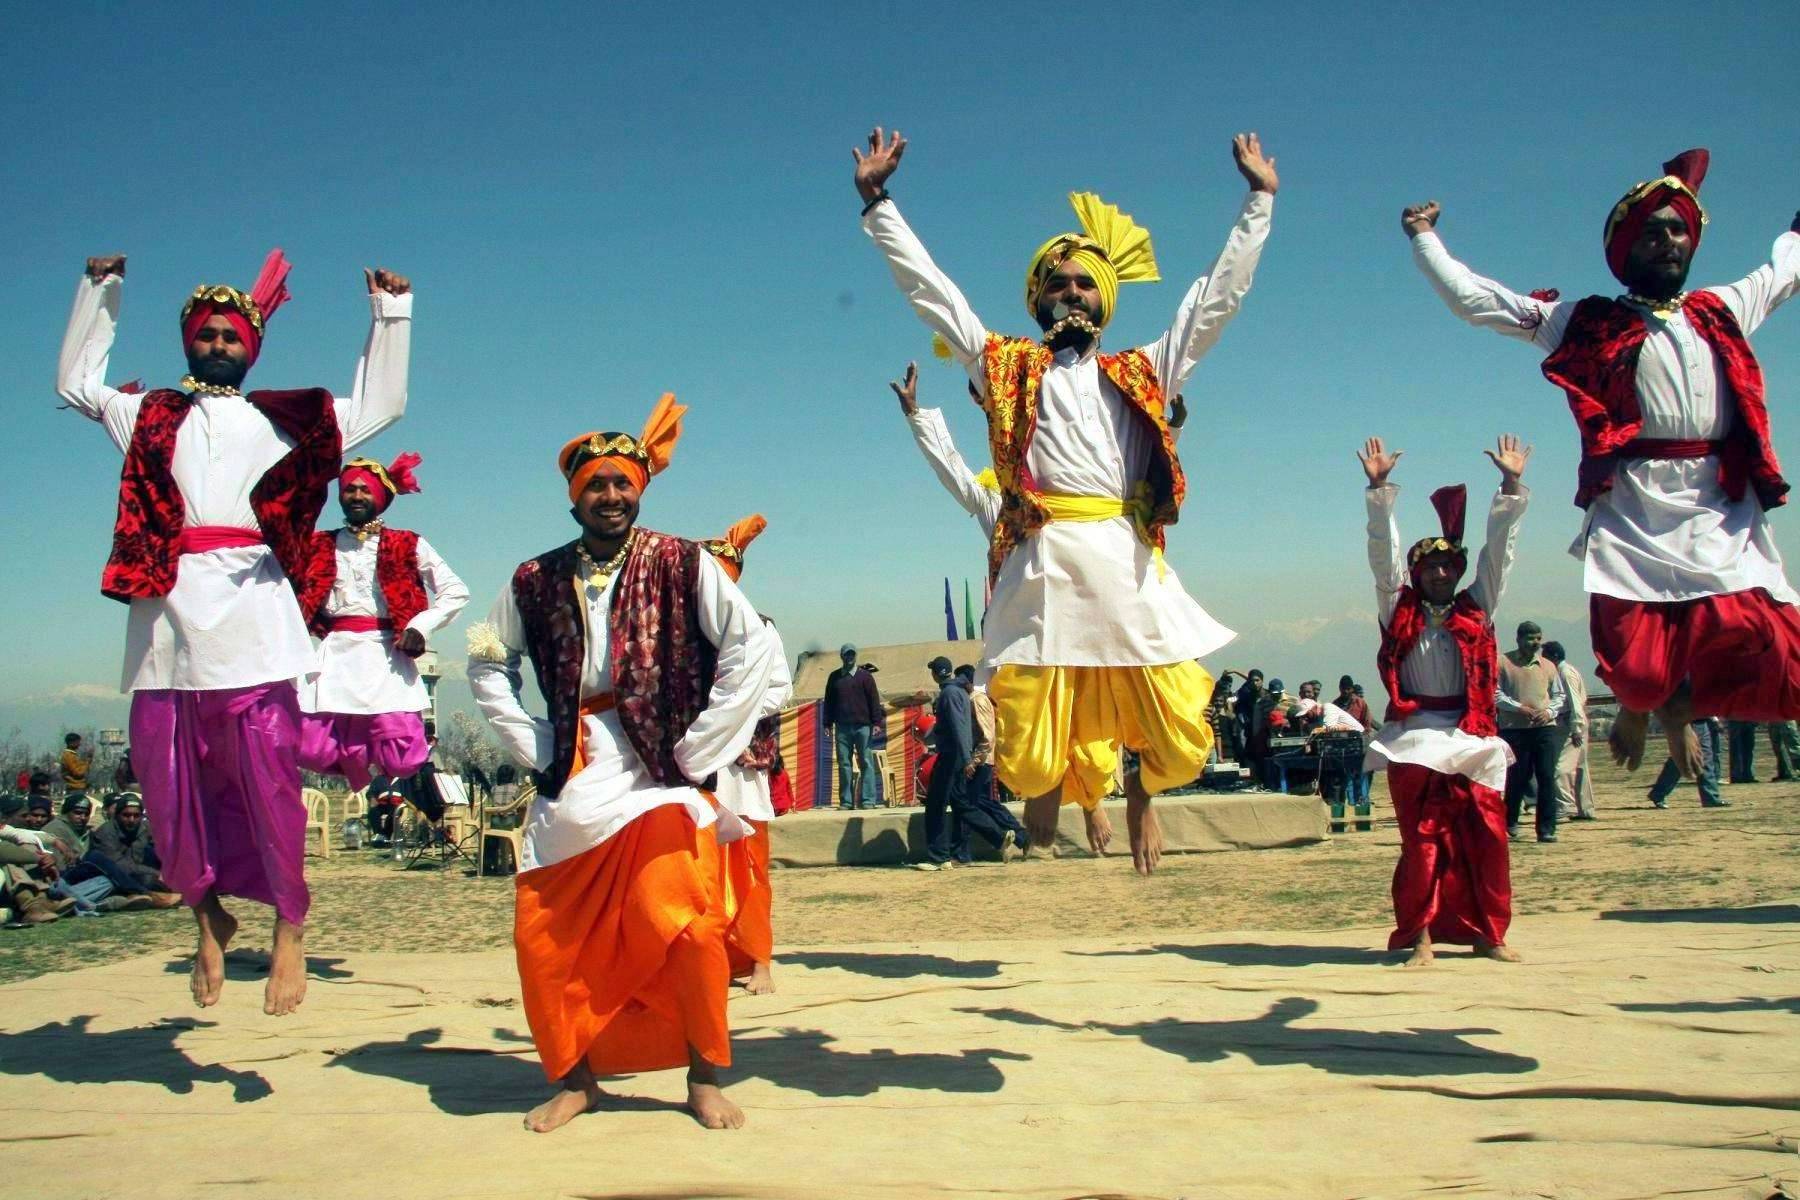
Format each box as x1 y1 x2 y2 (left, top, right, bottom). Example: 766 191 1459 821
852 127 1277 874
59 251 412 1016
299 454 468 791
1401 150 1800 778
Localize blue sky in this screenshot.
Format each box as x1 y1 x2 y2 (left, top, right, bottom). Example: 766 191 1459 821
3 3 1798 730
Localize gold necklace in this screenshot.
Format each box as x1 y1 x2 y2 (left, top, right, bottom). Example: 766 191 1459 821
348 519 384 544
575 531 635 590
1623 291 1687 319
179 375 242 397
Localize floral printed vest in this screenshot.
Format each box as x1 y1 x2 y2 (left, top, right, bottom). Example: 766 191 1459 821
306 527 427 637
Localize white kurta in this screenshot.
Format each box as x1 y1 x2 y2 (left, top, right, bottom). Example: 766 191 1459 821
865 192 1273 670
468 550 779 872
1363 484 1526 792
57 275 414 692
299 530 469 715
711 623 795 824
907 406 1000 538
1412 230 1800 604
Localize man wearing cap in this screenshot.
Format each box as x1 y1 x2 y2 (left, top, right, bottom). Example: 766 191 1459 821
1402 152 1800 776
1359 434 1531 967
299 453 468 790
468 395 779 1133
58 250 413 1015
701 516 795 995
852 127 1277 873
822 643 883 810
88 795 179 903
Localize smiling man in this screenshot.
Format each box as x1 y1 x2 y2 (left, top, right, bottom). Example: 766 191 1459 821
1402 150 1800 778
852 126 1276 874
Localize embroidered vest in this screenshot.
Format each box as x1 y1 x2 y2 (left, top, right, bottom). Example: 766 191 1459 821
1375 587 1498 738
306 527 427 637
1541 291 1786 510
102 388 341 614
738 716 780 773
981 334 1186 582
510 529 718 799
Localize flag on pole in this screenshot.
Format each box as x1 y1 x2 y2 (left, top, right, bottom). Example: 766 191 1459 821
943 577 958 640
963 578 976 641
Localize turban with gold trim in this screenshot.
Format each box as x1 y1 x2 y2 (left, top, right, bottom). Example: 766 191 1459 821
1408 485 1468 584
558 392 686 502
340 452 422 514
1024 192 1160 328
1604 149 1709 286
179 248 293 366
701 514 768 583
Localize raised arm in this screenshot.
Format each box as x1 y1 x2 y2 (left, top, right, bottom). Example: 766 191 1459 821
893 362 1001 535
396 536 471 656
467 584 552 772
1143 133 1278 397
674 555 782 782
1403 201 1569 351
56 257 142 452
336 268 413 452
1358 436 1406 627
1706 217 1800 336
1468 434 1531 613
854 128 990 385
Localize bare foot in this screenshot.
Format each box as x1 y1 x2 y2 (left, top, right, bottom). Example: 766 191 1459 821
1402 933 1434 968
1609 708 1650 772
264 918 307 1016
1023 791 1060 852
1083 805 1114 856
744 961 775 995
524 1063 603 1133
686 1049 745 1130
1656 688 1698 778
191 896 238 1009
1476 941 1522 963
1124 772 1162 875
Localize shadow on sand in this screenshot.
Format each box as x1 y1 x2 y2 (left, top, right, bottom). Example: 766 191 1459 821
161 949 355 981
0 1014 272 1102
778 950 1011 979
1599 904 1800 925
731 1026 1028 1097
1069 943 1388 969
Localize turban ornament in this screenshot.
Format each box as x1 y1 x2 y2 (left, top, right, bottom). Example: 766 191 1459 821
1408 484 1469 584
701 514 768 583
340 452 423 514
1603 148 1709 286
179 248 294 367
558 392 686 503
1024 192 1160 330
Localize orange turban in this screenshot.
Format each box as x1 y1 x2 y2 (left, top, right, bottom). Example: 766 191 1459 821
558 392 686 503
701 514 768 582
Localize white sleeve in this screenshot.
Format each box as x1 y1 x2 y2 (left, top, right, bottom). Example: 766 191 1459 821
673 555 781 781
861 199 991 391
1365 484 1406 627
1468 486 1530 614
1411 231 1571 352
758 624 794 719
334 289 413 452
56 274 142 453
407 537 470 639
1705 231 1800 336
1142 190 1273 397
467 584 553 772
906 407 1000 534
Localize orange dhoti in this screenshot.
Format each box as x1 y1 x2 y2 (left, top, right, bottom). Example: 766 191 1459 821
513 803 732 1081
722 820 773 976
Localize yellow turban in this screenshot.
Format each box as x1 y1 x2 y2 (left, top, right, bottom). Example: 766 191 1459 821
1024 192 1160 328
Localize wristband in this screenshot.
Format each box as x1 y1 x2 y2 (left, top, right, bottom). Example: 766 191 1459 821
860 189 891 216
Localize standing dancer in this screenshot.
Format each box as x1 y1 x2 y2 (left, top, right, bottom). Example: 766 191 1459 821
58 252 412 1014
1402 150 1800 773
468 396 779 1132
300 454 468 790
1360 434 1530 966
700 515 794 995
853 127 1277 873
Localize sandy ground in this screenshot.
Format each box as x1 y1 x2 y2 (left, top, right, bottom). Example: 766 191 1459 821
2 763 1797 1198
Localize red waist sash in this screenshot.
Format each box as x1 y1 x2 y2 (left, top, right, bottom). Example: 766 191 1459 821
1616 438 1724 460
179 526 262 554
1406 693 1466 712
328 615 394 634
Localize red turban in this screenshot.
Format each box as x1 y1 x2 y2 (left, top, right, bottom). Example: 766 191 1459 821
1604 149 1709 286
179 248 294 367
1408 484 1468 584
340 452 422 514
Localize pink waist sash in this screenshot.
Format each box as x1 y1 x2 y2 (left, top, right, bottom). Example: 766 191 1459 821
329 616 394 634
179 526 263 554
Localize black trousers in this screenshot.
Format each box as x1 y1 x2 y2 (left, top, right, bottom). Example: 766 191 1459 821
1501 727 1561 837
924 757 967 863
959 763 1022 854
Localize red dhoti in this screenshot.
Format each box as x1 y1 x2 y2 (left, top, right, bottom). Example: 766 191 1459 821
1387 762 1511 950
722 821 773 977
1591 588 1800 719
512 804 731 1081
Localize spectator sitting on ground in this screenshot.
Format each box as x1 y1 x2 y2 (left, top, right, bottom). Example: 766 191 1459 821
0 794 72 925
88 796 179 906
59 733 92 795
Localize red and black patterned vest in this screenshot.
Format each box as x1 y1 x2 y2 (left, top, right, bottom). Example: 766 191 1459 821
102 388 340 615
306 527 428 637
1375 588 1498 738
981 334 1185 583
738 716 780 772
1541 291 1786 510
510 529 718 798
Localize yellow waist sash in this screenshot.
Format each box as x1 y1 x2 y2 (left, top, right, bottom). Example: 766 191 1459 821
974 472 1165 577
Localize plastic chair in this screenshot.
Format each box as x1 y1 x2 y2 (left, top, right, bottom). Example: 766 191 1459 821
301 788 331 859
343 789 368 821
478 781 533 877
873 750 906 808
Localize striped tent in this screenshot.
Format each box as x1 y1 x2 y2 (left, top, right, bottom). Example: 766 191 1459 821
775 699 930 812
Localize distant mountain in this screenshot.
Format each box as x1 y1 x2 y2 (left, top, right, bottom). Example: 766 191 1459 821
0 683 131 751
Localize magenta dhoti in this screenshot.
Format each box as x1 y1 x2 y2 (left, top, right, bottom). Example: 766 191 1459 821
297 710 429 791
130 681 311 925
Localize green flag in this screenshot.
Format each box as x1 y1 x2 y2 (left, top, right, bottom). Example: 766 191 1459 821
963 578 976 641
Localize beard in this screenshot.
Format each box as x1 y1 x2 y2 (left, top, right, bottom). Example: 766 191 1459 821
1040 303 1103 347
186 353 249 389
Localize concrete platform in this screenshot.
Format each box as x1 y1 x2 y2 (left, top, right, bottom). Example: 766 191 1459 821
768 791 1327 867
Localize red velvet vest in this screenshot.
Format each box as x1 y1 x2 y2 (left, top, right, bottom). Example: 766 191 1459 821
510 529 718 799
102 388 340 615
1541 291 1787 510
306 527 427 637
1375 588 1498 738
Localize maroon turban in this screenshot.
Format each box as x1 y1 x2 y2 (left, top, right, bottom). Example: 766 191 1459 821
178 248 294 366
1408 484 1468 584
1604 149 1709 286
